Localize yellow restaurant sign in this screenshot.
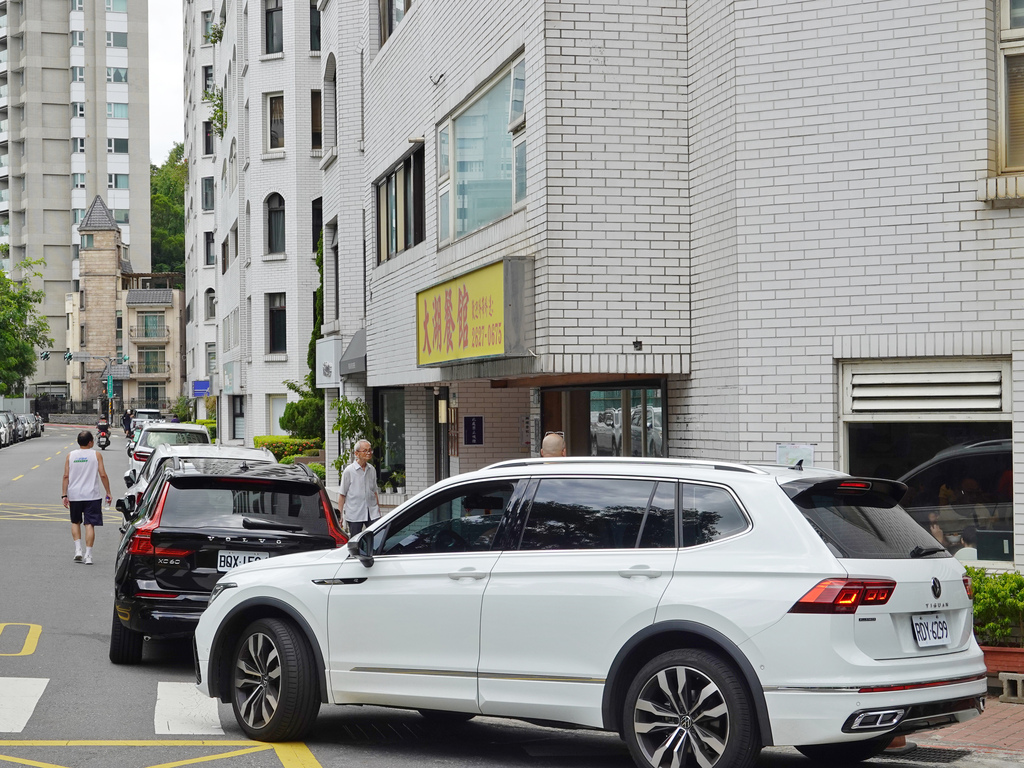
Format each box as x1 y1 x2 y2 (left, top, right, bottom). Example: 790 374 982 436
417 261 505 366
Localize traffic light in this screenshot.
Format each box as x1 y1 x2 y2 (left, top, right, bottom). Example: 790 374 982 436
39 351 50 360
122 354 130 363
64 352 74 363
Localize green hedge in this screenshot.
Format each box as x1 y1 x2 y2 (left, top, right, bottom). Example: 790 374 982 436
307 463 326 482
253 436 324 461
302 448 321 457
279 455 296 465
195 419 217 441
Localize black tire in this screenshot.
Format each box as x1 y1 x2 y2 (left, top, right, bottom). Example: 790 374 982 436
795 735 891 764
623 649 760 768
231 618 320 741
417 709 476 725
108 605 143 664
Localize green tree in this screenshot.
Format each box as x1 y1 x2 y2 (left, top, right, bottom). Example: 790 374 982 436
150 143 187 282
0 256 53 395
280 379 326 440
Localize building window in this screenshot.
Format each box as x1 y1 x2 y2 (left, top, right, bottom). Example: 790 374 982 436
108 173 129 189
107 102 128 119
202 66 214 94
106 0 128 11
205 289 217 320
72 173 86 189
106 67 129 83
73 209 86 224
1001 3 1024 170
379 0 412 46
312 197 323 254
72 102 85 118
376 147 424 263
203 121 214 155
310 1 321 50
107 138 129 153
267 193 285 253
106 32 128 48
206 342 217 375
437 56 525 242
232 395 245 439
311 91 322 150
268 293 287 353
201 177 215 210
265 0 283 54
202 11 214 42
72 138 86 153
71 31 85 47
267 94 285 150
71 0 84 10
81 234 94 249
204 231 215 265
113 209 130 224
71 67 85 83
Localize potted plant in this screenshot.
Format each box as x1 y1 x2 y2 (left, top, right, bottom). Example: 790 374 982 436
966 567 1024 674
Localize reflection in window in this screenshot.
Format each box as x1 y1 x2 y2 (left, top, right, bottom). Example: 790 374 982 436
520 478 675 550
680 483 748 547
380 480 515 555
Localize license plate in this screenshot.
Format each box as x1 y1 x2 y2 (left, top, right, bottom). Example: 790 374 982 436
911 613 950 648
217 550 269 572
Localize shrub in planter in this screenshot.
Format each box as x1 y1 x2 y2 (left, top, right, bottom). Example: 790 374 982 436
253 436 324 461
279 455 297 465
967 567 1024 648
307 463 326 482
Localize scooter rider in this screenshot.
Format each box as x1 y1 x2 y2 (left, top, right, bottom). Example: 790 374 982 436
96 416 111 449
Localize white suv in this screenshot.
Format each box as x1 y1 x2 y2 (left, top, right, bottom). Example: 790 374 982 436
193 458 986 768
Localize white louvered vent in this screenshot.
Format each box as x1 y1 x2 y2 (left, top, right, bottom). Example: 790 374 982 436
850 371 1003 413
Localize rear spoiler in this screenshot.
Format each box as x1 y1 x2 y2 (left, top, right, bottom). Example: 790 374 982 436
782 477 908 509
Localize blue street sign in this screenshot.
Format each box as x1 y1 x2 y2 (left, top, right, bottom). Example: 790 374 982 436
192 380 212 397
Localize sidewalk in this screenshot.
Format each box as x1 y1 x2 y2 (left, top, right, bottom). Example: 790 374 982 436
912 695 1024 754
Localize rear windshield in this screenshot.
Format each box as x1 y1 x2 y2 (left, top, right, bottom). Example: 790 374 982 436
790 489 951 560
143 430 210 449
160 479 332 535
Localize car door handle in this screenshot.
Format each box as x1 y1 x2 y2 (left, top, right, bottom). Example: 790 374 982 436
618 567 662 579
448 568 487 581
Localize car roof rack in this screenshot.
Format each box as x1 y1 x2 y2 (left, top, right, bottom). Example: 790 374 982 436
483 456 766 474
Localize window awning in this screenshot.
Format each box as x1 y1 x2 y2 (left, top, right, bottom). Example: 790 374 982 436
339 329 366 375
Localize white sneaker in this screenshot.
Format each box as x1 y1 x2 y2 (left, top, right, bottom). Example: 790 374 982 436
73 553 83 563
83 553 93 565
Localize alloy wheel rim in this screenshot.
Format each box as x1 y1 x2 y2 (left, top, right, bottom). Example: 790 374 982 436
633 665 730 768
234 632 282 729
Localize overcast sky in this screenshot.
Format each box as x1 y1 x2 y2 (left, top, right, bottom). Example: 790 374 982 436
149 1 184 165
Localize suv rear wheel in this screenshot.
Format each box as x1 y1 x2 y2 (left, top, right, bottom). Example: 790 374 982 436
230 618 319 741
623 649 759 768
108 606 143 664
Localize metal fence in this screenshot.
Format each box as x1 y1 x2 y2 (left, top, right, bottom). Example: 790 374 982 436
34 395 175 418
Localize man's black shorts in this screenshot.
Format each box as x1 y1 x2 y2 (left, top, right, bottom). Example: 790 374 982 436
69 499 103 526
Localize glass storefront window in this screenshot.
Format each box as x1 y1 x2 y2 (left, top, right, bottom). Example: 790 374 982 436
847 422 1012 561
377 389 406 487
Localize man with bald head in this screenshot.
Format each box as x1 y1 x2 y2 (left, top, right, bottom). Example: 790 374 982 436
338 438 381 535
540 431 567 458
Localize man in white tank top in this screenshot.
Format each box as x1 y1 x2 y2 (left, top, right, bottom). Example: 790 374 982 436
61 430 112 565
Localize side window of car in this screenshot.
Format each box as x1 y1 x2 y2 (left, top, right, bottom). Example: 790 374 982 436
680 483 748 547
135 475 167 522
378 480 518 556
518 478 676 551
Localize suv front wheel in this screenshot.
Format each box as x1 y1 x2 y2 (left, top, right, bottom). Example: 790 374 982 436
231 618 320 741
623 649 760 768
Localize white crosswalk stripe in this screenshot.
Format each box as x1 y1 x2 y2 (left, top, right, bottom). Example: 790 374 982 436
0 678 48 733
154 681 224 735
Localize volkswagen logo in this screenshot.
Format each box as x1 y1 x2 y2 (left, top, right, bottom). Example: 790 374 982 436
931 578 942 599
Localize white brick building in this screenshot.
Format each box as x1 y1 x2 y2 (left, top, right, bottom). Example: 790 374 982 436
183 0 322 442
307 0 1024 568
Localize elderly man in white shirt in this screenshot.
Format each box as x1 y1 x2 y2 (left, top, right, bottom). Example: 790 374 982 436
338 439 381 535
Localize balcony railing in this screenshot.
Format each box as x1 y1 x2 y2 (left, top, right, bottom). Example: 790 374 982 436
134 361 171 379
129 325 170 341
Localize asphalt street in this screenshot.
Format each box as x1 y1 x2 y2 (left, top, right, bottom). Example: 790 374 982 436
0 424 1019 768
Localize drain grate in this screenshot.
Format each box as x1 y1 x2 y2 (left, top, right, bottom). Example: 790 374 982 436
878 746 973 764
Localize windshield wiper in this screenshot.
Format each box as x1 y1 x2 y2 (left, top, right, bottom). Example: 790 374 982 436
242 517 304 532
910 545 946 558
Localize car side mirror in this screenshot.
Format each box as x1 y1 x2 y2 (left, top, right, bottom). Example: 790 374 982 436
115 497 134 521
125 470 136 488
347 530 374 568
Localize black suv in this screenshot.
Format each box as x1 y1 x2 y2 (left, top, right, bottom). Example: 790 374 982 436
110 459 347 664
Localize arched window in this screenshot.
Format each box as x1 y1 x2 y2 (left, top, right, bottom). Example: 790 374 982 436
229 140 237 191
323 55 337 148
204 288 216 319
267 193 285 253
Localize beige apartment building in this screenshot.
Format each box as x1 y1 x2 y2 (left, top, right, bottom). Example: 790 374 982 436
66 196 182 411
1 0 152 395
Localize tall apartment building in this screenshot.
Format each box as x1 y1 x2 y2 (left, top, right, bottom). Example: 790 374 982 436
183 0 322 442
312 1 1024 569
1 0 151 395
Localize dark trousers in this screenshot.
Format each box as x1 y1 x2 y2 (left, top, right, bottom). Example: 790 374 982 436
348 519 377 535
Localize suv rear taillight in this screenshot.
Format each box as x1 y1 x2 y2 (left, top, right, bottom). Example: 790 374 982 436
789 579 896 614
133 450 150 463
963 574 973 600
323 493 348 547
127 483 169 556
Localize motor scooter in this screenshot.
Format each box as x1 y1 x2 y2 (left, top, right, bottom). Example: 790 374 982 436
97 421 111 450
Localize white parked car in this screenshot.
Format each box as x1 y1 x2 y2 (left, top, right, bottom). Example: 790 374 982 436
193 457 986 768
127 422 211 481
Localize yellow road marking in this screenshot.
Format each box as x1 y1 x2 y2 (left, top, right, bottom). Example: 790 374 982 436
0 624 42 656
44 458 50 462
31 466 39 470
0 741 323 768
11 476 23 482
145 744 274 768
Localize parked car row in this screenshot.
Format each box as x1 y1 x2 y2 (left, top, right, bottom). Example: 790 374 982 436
0 411 43 448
